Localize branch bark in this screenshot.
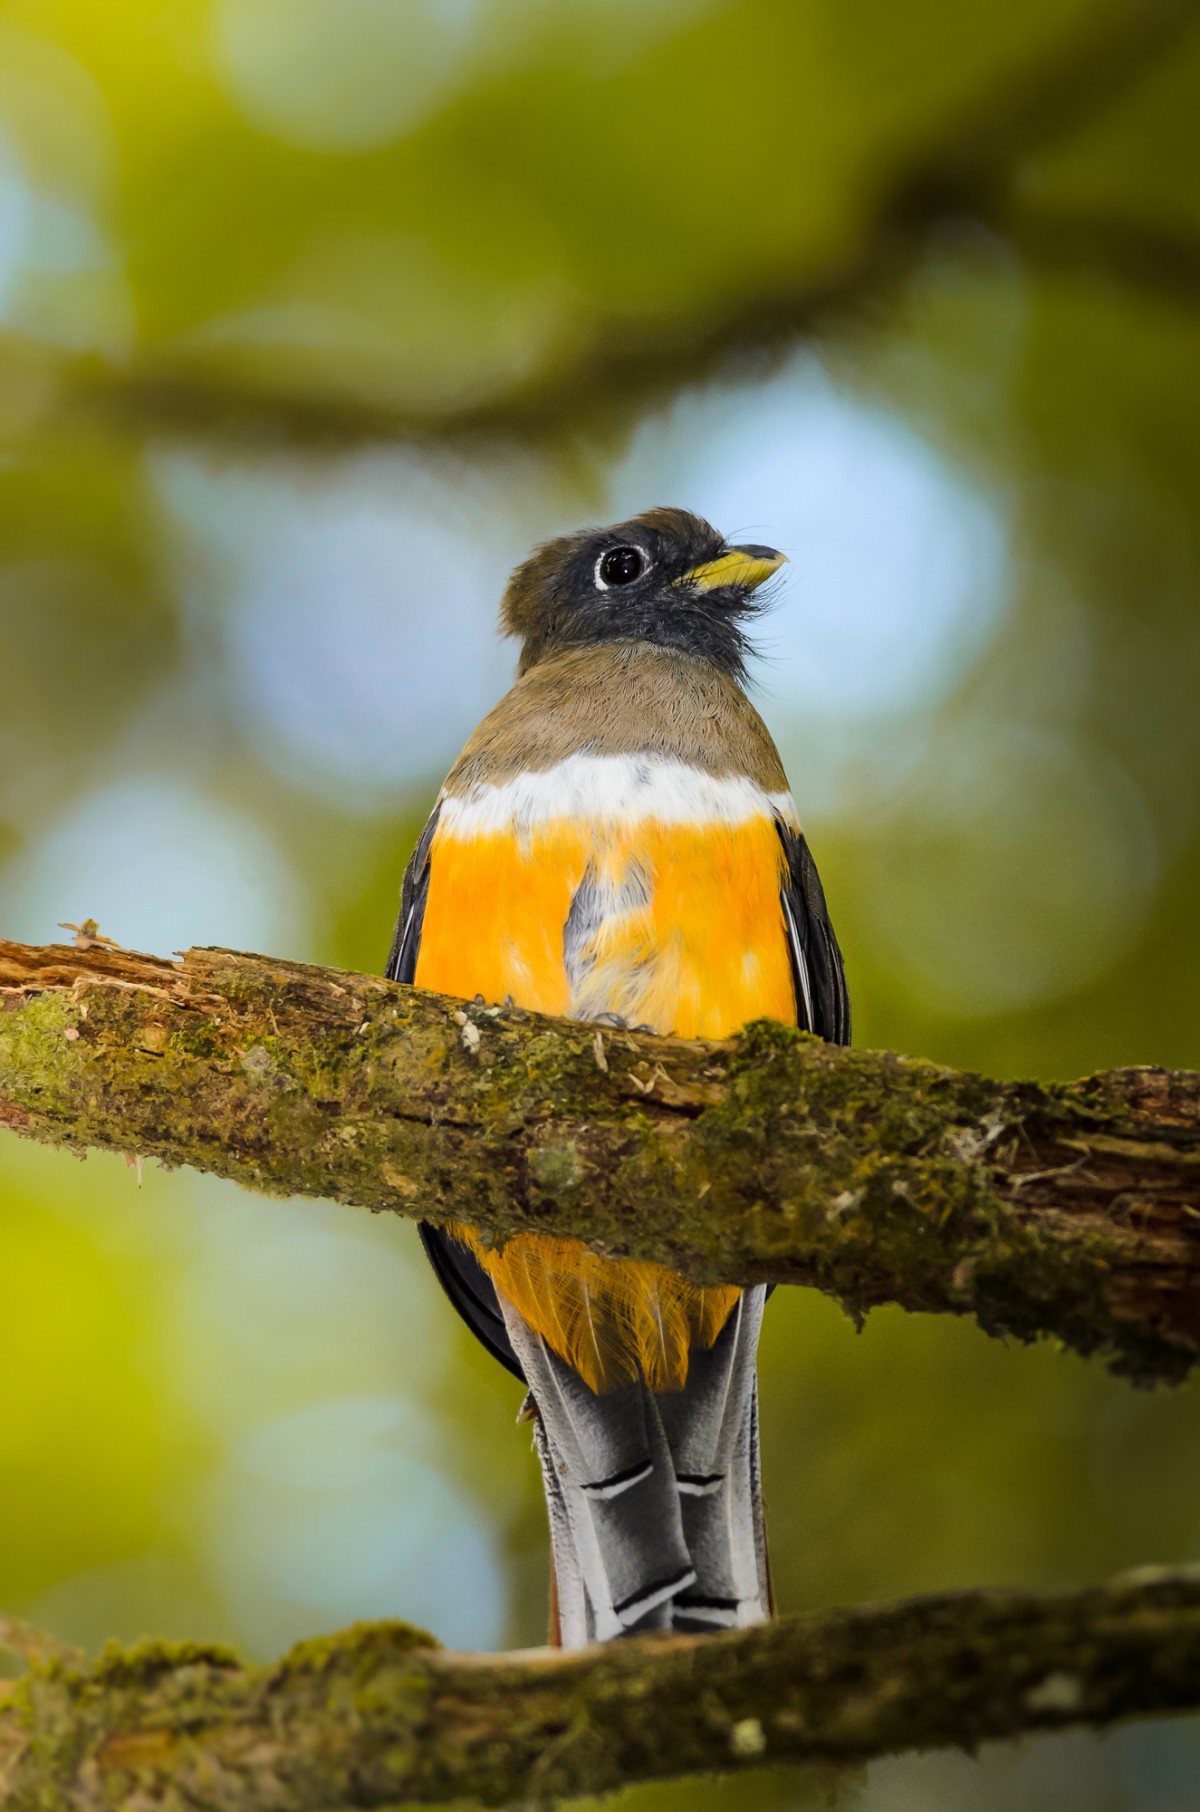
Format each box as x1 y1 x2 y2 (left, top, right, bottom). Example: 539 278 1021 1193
4 1569 1200 1808
2 938 1198 1383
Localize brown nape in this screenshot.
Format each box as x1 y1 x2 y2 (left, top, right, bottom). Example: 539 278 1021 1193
500 532 584 651
443 641 790 793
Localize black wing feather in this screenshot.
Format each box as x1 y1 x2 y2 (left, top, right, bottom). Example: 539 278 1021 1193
776 821 851 1047
417 1218 525 1380
386 806 440 986
387 806 525 1383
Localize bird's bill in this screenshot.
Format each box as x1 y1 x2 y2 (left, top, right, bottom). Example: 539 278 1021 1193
677 545 787 594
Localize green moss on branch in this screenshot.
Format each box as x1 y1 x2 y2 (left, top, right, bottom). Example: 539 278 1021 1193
1 938 1199 1383
4 1570 1200 1808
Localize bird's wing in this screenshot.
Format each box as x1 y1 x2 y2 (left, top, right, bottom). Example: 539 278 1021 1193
386 806 525 1383
775 819 851 1046
386 805 439 984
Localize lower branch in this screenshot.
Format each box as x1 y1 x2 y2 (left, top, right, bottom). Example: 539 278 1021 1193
3 1570 1200 1808
1 939 1199 1384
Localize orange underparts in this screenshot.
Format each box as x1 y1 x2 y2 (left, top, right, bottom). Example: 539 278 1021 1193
416 811 796 1394
448 1226 743 1395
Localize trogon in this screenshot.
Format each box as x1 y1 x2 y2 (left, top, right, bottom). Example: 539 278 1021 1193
388 507 849 1647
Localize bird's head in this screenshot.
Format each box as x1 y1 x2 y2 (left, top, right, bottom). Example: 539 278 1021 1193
500 507 786 681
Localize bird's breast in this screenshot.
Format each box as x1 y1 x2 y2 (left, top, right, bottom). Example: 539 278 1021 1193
415 750 796 1392
414 752 798 1037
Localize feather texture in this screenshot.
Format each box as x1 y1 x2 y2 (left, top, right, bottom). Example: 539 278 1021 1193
414 813 795 1041
500 1284 770 1643
501 1299 695 1644
419 796 791 1395
447 1225 740 1394
658 1287 769 1630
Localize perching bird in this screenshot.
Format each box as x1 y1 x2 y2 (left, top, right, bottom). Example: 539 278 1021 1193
388 507 849 1647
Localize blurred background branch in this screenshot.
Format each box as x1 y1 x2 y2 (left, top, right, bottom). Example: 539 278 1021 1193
7 202 1200 453
994 206 1200 311
0 0 1194 452
5 199 1200 455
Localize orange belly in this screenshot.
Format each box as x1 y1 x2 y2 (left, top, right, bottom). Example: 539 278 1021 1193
415 812 795 1391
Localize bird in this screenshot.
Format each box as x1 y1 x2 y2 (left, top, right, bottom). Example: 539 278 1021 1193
388 506 849 1647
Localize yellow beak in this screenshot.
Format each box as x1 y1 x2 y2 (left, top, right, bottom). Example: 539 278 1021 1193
678 544 787 594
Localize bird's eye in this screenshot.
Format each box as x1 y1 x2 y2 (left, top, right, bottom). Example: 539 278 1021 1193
597 545 646 588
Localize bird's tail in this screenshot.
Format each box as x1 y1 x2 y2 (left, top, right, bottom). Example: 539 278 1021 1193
498 1286 769 1646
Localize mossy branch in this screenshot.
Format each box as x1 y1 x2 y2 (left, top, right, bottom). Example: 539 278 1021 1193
4 1569 1200 1807
1 938 1198 1383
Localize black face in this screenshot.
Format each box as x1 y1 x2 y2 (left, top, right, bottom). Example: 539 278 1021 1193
500 507 785 680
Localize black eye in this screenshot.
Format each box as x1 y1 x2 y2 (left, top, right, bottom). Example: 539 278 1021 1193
598 545 646 587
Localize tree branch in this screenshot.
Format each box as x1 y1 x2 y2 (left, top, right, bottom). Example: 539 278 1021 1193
0 2 1194 452
1 938 1198 1383
4 1569 1200 1807
989 201 1200 313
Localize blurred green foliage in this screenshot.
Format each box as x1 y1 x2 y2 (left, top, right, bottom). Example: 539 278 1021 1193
2 2 1200 1808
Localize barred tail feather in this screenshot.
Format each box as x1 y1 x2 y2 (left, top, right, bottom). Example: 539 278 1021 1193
498 1283 770 1647
500 1298 694 1644
659 1285 769 1632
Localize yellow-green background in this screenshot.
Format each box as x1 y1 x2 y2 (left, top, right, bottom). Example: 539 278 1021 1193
2 2 1199 1806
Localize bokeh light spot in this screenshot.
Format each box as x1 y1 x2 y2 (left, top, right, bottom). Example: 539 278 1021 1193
0 134 29 319
856 731 1158 1014
206 1397 506 1654
214 0 481 151
160 451 522 805
0 776 311 958
612 354 1009 721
